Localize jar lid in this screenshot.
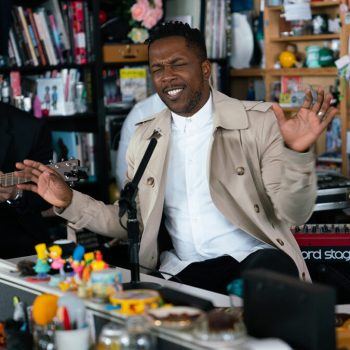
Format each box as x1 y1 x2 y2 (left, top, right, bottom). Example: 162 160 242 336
101 323 125 337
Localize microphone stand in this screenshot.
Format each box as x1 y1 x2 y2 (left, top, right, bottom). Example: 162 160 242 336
118 137 161 290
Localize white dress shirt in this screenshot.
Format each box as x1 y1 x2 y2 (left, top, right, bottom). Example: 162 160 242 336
160 95 272 279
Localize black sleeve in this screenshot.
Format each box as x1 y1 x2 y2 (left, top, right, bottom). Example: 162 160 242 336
16 118 53 214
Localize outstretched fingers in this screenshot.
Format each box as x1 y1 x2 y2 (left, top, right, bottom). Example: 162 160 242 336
272 102 287 127
310 87 325 114
319 106 338 128
316 93 333 122
301 88 313 109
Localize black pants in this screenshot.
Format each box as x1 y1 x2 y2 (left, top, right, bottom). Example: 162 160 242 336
164 249 299 295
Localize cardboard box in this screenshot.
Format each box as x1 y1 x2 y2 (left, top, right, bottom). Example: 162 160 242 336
103 44 148 63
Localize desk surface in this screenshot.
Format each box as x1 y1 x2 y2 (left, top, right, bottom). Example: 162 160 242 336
0 257 291 350
6 256 232 307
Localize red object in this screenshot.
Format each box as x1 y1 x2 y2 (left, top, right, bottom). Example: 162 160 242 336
62 307 71 330
99 10 107 25
26 276 51 282
294 233 350 247
41 109 49 117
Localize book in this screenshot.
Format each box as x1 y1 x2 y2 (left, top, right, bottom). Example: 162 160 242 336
10 71 21 98
52 131 81 162
42 0 71 52
12 7 35 66
119 67 147 102
71 1 87 64
34 9 59 65
279 76 303 107
26 8 47 66
36 77 65 115
8 29 22 67
48 13 65 63
16 6 39 66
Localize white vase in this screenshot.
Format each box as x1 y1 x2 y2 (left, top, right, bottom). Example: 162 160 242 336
230 13 254 69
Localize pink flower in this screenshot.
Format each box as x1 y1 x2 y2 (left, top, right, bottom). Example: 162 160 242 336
153 7 163 21
142 8 163 29
131 1 149 22
154 0 163 8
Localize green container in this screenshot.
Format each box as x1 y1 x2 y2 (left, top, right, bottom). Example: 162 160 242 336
319 47 334 67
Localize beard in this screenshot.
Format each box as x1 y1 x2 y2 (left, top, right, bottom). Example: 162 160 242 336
161 89 203 116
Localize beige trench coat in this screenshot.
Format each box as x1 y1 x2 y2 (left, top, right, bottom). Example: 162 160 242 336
59 89 316 281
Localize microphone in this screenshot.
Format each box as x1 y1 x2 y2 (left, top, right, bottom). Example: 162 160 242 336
118 137 157 219
118 136 161 290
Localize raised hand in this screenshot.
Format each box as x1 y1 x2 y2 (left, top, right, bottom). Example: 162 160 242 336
272 88 338 153
15 159 73 208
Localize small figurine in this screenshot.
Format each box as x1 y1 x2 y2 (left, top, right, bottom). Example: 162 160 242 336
48 245 65 276
81 252 94 282
91 250 108 271
71 245 85 279
33 243 50 280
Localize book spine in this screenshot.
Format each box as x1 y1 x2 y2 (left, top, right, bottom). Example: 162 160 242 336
41 9 60 65
8 29 22 67
64 0 76 63
51 0 71 51
7 40 17 67
10 71 21 98
12 7 32 66
71 1 87 64
33 11 51 66
36 9 59 65
48 14 64 64
17 6 39 66
82 1 91 63
26 8 47 66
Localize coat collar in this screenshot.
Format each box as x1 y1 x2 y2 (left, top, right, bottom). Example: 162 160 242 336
136 89 273 138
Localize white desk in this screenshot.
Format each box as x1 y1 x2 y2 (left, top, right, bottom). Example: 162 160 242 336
0 257 289 350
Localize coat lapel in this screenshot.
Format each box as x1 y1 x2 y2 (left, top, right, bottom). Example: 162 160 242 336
137 110 171 225
209 91 272 243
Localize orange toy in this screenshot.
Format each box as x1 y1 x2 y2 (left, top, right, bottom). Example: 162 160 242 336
32 294 59 326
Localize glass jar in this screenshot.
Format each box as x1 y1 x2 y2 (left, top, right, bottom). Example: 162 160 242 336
96 322 127 350
121 316 156 350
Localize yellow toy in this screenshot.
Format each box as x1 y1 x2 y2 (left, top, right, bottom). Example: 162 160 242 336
109 290 161 316
279 50 296 68
91 250 108 271
35 243 48 260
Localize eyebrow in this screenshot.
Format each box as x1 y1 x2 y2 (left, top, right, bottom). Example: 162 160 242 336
150 57 185 68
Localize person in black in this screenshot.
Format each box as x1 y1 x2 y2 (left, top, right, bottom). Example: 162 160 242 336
0 102 53 258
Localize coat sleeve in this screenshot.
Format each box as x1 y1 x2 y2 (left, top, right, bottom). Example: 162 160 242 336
55 190 128 239
55 123 145 239
258 109 317 225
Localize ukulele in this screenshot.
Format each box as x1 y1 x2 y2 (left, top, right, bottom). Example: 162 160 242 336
0 159 87 187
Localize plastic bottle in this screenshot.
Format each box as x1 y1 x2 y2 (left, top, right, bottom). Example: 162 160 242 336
1 80 10 103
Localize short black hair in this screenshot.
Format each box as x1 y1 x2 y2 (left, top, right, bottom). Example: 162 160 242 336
146 21 207 61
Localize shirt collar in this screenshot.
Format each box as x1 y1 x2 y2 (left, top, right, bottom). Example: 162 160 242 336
171 94 213 131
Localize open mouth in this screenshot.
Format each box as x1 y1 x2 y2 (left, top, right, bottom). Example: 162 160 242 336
164 87 184 100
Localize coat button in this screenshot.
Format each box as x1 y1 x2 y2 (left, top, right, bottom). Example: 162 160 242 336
276 238 284 246
302 272 306 280
236 167 245 175
254 204 260 213
147 177 155 187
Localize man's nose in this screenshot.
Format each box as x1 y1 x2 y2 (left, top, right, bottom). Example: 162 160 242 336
161 65 175 81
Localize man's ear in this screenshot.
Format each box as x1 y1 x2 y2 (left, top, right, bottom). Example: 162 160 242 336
202 60 211 81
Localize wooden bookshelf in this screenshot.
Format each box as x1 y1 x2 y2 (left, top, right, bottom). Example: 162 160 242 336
229 0 349 175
